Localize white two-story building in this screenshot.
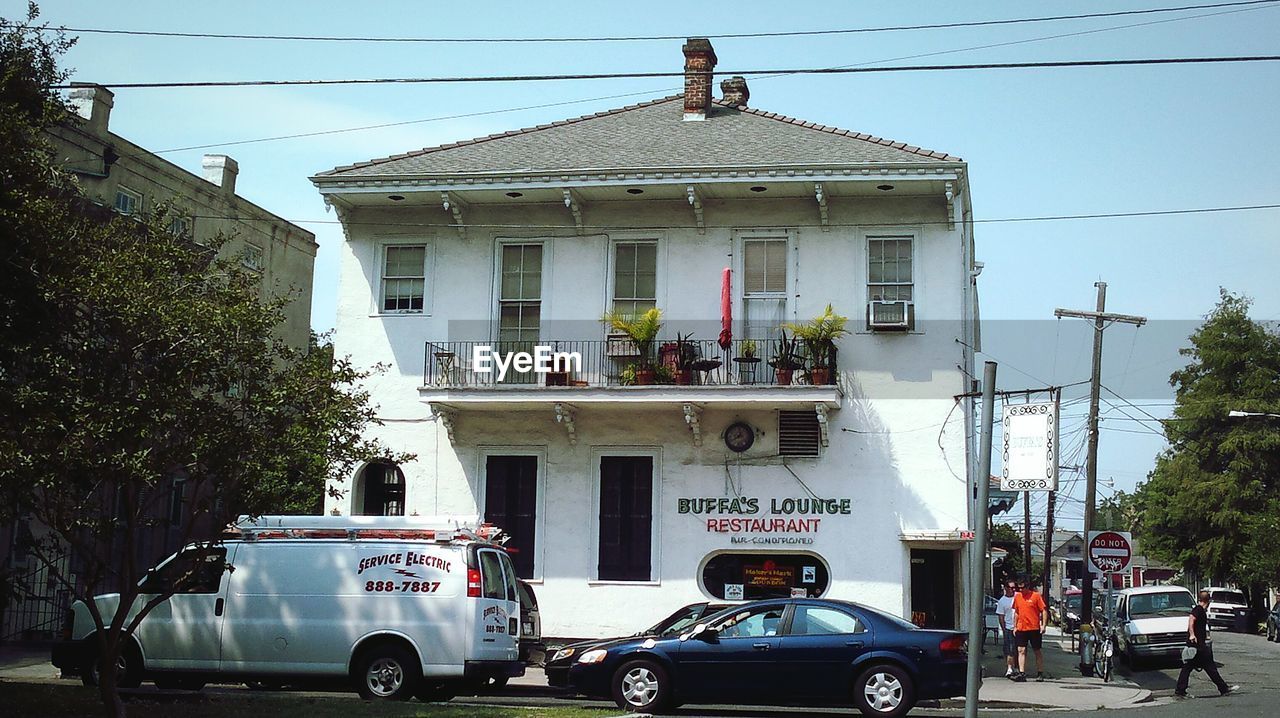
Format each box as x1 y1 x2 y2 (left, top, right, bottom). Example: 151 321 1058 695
313 39 982 638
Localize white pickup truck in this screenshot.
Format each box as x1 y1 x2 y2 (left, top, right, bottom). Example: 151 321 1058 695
51 515 523 701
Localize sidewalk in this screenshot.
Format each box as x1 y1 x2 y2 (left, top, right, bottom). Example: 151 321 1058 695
3 629 1151 711
957 625 1152 710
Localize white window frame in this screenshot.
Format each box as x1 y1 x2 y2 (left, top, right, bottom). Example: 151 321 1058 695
492 238 550 342
859 227 923 332
734 229 797 339
241 243 265 273
114 187 143 216
605 234 665 319
477 447 547 582
167 214 193 239
588 446 662 586
372 239 435 317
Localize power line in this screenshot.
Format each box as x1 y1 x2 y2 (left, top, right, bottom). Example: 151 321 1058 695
29 2 1280 43
48 56 1280 90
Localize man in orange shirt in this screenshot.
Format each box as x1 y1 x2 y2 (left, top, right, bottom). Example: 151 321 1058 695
1011 577 1048 682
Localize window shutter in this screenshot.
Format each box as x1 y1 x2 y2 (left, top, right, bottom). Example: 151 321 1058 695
779 411 821 456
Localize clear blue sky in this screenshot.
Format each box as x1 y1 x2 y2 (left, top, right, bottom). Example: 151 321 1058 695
14 1 1280 529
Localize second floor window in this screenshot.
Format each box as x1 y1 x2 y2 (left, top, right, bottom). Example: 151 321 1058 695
612 241 657 316
114 187 142 216
742 238 787 340
499 243 542 343
868 236 914 302
381 245 427 313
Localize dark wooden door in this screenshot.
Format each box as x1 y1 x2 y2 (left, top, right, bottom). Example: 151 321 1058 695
484 455 538 578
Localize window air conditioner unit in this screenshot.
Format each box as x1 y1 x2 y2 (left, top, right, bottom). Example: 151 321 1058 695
867 300 913 331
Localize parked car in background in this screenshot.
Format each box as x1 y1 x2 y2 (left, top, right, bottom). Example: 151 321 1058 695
1112 585 1196 668
1060 593 1083 633
545 601 729 688
1203 586 1249 631
566 598 966 716
1266 602 1280 642
517 580 544 667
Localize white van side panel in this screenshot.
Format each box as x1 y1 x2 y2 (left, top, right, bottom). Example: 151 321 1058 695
219 541 467 676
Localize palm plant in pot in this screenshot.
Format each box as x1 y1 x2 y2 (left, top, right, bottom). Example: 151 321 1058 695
786 304 849 385
603 307 663 385
767 330 804 386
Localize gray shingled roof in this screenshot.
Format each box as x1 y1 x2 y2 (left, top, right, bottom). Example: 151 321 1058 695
317 95 960 178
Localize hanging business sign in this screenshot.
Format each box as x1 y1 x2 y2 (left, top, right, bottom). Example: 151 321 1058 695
1001 402 1058 491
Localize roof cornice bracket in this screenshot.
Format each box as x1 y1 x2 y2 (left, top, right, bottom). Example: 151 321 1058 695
441 191 467 239
555 402 578 445
686 185 705 235
683 402 703 447
814 182 830 232
945 181 956 231
562 189 585 235
322 197 353 241
815 404 830 447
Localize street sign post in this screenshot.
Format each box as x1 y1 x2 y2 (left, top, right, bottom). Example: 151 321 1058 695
1087 531 1133 576
1001 402 1058 491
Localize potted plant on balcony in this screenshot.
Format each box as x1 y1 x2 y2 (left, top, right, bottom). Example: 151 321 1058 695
733 339 760 384
787 304 849 385
603 307 663 385
767 330 804 386
673 333 698 385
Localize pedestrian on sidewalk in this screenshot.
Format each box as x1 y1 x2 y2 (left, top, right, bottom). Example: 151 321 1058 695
1011 577 1048 682
1175 590 1239 699
996 580 1018 679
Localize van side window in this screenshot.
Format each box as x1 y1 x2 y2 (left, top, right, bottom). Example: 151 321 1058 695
142 547 227 594
479 551 506 600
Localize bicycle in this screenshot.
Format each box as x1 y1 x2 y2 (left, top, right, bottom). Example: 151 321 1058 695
1091 622 1117 683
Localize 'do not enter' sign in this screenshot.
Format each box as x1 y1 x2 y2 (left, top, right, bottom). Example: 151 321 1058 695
1087 531 1133 575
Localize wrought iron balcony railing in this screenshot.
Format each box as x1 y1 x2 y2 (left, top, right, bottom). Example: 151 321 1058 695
423 338 836 389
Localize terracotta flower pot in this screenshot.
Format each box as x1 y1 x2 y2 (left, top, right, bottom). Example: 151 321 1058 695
775 368 794 386
635 368 656 386
675 369 694 386
810 367 831 386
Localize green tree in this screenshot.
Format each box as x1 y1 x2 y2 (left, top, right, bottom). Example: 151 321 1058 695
0 8 404 716
1136 291 1280 592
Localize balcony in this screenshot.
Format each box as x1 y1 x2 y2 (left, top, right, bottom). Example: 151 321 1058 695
420 338 841 445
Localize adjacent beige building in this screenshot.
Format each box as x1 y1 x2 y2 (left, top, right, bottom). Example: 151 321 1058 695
51 82 317 348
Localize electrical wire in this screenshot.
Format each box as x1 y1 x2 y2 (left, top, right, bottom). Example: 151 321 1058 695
48 56 1280 90
27 2 1280 43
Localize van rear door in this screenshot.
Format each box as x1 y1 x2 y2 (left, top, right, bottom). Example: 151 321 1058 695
470 548 519 662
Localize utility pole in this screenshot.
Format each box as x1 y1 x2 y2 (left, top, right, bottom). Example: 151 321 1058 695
1055 282 1146 672
1043 490 1055 596
1023 492 1032 579
965 361 997 718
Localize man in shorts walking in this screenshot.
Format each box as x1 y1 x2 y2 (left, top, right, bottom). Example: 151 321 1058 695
996 580 1018 678
1012 578 1048 682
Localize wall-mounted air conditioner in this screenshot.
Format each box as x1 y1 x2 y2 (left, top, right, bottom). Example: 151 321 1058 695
867 300 913 331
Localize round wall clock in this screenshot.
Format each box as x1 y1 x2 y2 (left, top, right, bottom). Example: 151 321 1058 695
724 421 755 453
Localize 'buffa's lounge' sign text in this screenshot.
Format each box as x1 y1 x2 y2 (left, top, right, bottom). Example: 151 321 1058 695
678 496 852 535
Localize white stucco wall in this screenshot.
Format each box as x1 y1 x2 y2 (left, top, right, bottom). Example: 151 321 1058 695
325 191 977 636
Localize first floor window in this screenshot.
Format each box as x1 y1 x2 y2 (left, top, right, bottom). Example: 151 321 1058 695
359 462 405 516
700 552 830 601
382 245 427 313
598 456 653 581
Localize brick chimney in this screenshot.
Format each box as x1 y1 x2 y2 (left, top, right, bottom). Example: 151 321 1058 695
68 83 114 136
202 154 239 197
682 38 717 121
720 76 749 107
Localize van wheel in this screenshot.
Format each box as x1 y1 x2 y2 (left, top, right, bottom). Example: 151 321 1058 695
416 680 457 702
611 659 671 713
81 642 142 689
355 644 420 701
853 664 915 718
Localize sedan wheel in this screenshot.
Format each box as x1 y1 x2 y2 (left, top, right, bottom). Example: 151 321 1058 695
854 664 915 718
611 659 670 713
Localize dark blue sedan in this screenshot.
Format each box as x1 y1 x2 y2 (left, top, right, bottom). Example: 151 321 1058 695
567 598 967 716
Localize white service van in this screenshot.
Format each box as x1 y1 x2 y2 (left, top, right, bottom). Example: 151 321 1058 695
52 515 523 701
